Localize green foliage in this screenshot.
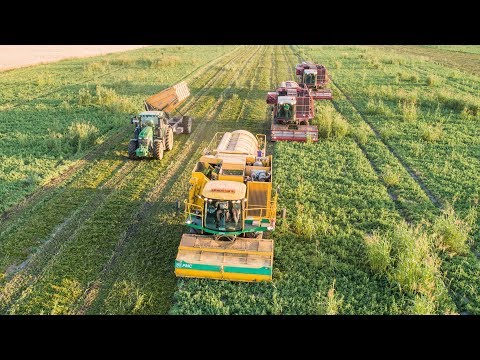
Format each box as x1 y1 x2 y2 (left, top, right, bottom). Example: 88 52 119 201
399 99 418 122
382 165 400 187
104 280 152 314
83 61 109 75
426 74 441 86
366 99 391 117
433 205 473 255
353 122 371 145
66 121 99 154
409 294 437 315
364 232 392 274
323 279 344 315
421 124 443 142
388 222 444 299
315 104 349 139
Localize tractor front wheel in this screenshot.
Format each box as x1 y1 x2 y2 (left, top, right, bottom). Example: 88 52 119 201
165 127 174 151
128 140 138 160
153 140 164 160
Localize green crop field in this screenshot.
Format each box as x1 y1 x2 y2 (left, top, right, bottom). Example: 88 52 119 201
0 45 479 314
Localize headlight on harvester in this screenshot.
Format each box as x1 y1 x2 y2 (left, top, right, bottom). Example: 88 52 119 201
267 226 274 231
186 220 192 224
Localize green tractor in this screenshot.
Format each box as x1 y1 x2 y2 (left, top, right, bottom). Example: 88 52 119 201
128 111 192 160
127 81 193 160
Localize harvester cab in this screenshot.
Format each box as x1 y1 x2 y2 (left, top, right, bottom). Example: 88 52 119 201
128 81 193 161
175 130 277 282
303 68 317 86
276 96 296 124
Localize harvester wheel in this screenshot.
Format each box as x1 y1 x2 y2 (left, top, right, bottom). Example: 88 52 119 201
153 140 164 160
182 116 192 134
128 140 138 160
165 127 174 151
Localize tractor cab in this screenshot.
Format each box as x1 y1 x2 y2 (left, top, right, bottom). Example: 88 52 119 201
276 96 296 124
303 68 317 86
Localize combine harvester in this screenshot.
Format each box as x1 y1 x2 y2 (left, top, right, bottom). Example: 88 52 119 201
174 130 278 282
128 81 193 160
295 61 332 100
266 80 318 142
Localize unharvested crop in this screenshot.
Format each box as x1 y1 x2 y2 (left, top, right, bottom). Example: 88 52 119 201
364 232 392 274
399 99 418 122
433 205 473 255
382 165 400 187
66 121 99 154
421 124 443 142
316 105 349 139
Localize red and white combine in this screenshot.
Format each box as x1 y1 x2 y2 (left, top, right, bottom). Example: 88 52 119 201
266 81 318 142
295 61 332 100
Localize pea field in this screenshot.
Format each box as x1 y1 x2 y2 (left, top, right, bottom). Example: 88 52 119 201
0 45 479 315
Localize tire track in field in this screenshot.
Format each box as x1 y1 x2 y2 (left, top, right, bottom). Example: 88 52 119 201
0 47 240 230
0 160 139 310
330 80 443 209
74 46 264 314
0 47 250 312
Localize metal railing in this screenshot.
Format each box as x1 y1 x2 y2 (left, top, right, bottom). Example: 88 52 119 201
185 202 204 223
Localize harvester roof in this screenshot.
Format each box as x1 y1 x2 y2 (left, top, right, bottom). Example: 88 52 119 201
202 180 246 201
277 95 296 105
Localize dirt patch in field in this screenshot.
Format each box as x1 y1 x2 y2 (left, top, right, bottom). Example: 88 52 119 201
0 45 148 72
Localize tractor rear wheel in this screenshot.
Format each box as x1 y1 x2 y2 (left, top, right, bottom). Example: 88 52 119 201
153 140 164 160
165 127 174 151
182 116 192 134
128 140 138 160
